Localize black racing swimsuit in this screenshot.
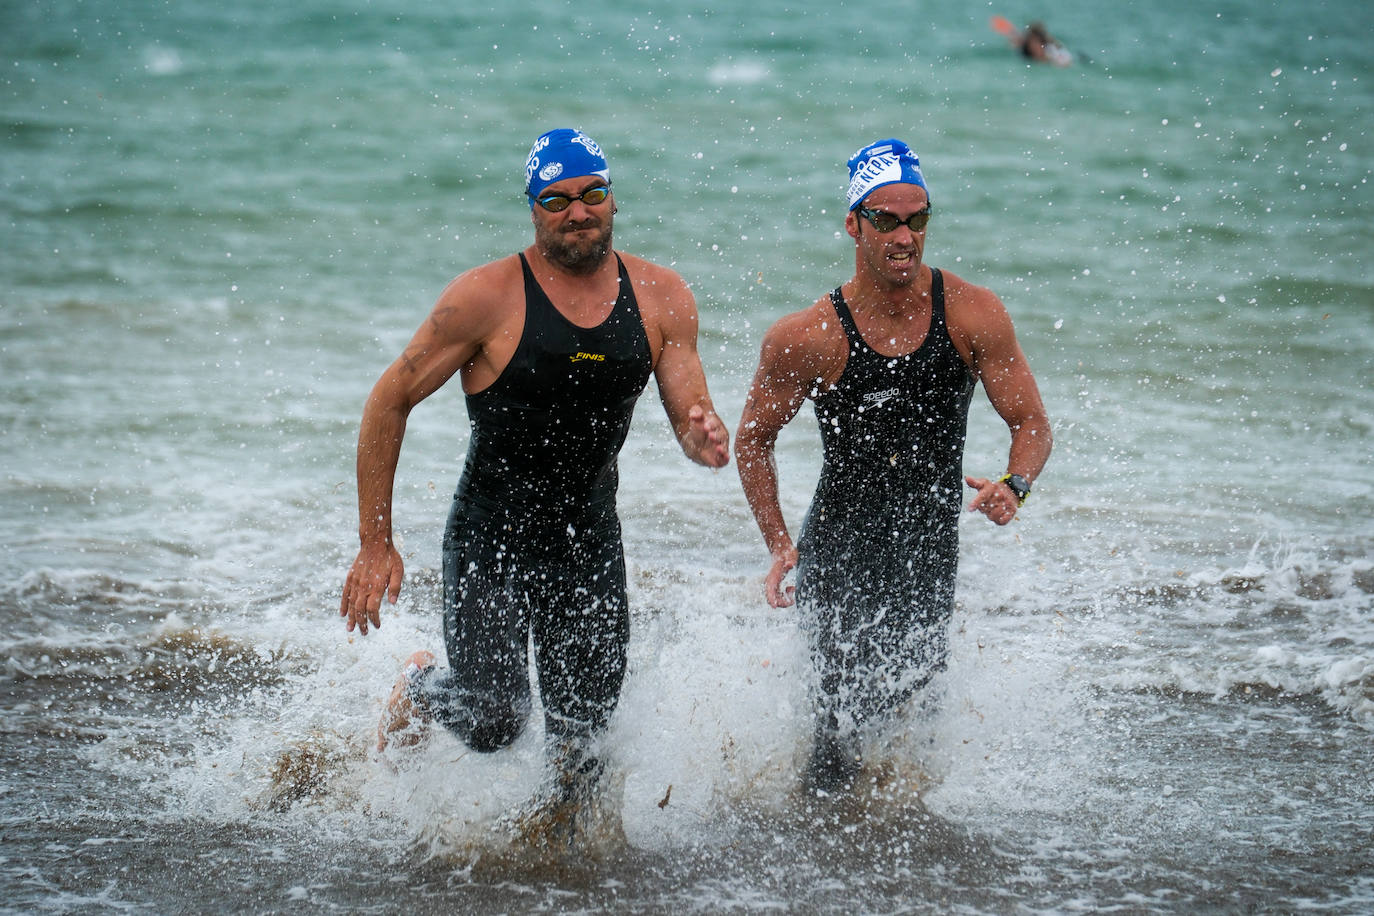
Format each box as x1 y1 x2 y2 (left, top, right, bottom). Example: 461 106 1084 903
411 253 652 751
796 268 976 732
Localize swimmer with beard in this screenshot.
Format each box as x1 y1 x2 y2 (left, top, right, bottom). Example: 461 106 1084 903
340 129 730 821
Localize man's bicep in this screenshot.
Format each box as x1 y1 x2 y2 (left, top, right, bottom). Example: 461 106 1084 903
738 348 810 445
962 292 1037 418
392 290 490 405
980 340 1046 431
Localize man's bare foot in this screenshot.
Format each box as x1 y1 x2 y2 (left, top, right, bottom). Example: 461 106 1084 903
376 650 435 752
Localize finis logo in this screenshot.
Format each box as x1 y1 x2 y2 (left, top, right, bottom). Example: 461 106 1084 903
570 351 606 363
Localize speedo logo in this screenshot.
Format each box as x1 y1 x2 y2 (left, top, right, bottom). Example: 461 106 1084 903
570 351 606 364
862 388 900 409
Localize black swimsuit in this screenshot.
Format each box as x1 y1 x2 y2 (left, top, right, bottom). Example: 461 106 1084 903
797 268 976 733
411 253 652 752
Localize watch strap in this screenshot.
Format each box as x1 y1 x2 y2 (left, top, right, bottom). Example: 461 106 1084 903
999 473 1030 505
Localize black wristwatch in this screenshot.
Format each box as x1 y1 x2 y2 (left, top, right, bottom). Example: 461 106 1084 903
999 473 1030 505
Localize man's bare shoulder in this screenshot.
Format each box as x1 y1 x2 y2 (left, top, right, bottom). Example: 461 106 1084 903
438 254 522 305
429 254 523 334
940 268 1006 317
616 251 690 297
939 267 1019 359
614 252 698 354
757 297 847 379
763 296 845 346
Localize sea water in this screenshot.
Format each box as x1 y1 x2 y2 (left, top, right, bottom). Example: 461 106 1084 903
2 0 1371 911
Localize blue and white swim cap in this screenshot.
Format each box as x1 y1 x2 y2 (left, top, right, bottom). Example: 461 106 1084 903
524 128 610 208
845 138 928 211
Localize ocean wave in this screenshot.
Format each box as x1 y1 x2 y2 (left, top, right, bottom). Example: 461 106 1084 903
141 46 185 76
1086 637 1373 731
6 566 200 614
1101 659 1372 718
1102 555 1374 611
2 614 302 694
963 542 1374 731
707 59 770 86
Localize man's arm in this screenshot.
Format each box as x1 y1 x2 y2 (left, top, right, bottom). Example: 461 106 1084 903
735 307 838 607
643 266 730 468
339 270 499 634
952 280 1053 525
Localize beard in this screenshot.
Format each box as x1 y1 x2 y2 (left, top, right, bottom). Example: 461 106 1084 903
535 216 614 275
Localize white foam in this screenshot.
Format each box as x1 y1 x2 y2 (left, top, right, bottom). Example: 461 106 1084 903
141 46 185 76
706 59 771 85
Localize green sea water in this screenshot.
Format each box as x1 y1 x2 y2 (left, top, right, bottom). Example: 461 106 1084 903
3 0 1372 911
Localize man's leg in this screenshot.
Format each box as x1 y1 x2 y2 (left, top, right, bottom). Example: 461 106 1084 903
803 609 865 792
385 500 535 753
530 513 629 797
796 549 866 792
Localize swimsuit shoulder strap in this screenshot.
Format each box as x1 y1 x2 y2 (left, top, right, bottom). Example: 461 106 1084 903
827 287 866 351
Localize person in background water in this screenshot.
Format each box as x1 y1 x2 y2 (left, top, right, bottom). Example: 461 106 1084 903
734 139 1051 793
1018 21 1073 67
339 128 730 823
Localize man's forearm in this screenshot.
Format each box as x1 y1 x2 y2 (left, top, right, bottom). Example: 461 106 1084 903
1006 416 1053 484
355 399 409 544
736 440 792 555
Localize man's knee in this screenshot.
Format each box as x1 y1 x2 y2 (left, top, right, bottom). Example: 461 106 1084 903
466 704 526 752
416 679 529 752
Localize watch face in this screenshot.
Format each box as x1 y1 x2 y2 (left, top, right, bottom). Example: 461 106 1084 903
1006 474 1030 498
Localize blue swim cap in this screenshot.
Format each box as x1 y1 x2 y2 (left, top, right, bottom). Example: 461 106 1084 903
845 138 928 211
524 129 611 208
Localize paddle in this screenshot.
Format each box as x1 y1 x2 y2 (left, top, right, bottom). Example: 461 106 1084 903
989 14 1019 39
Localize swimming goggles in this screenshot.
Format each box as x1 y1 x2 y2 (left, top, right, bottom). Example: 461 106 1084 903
858 207 931 233
529 184 612 213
